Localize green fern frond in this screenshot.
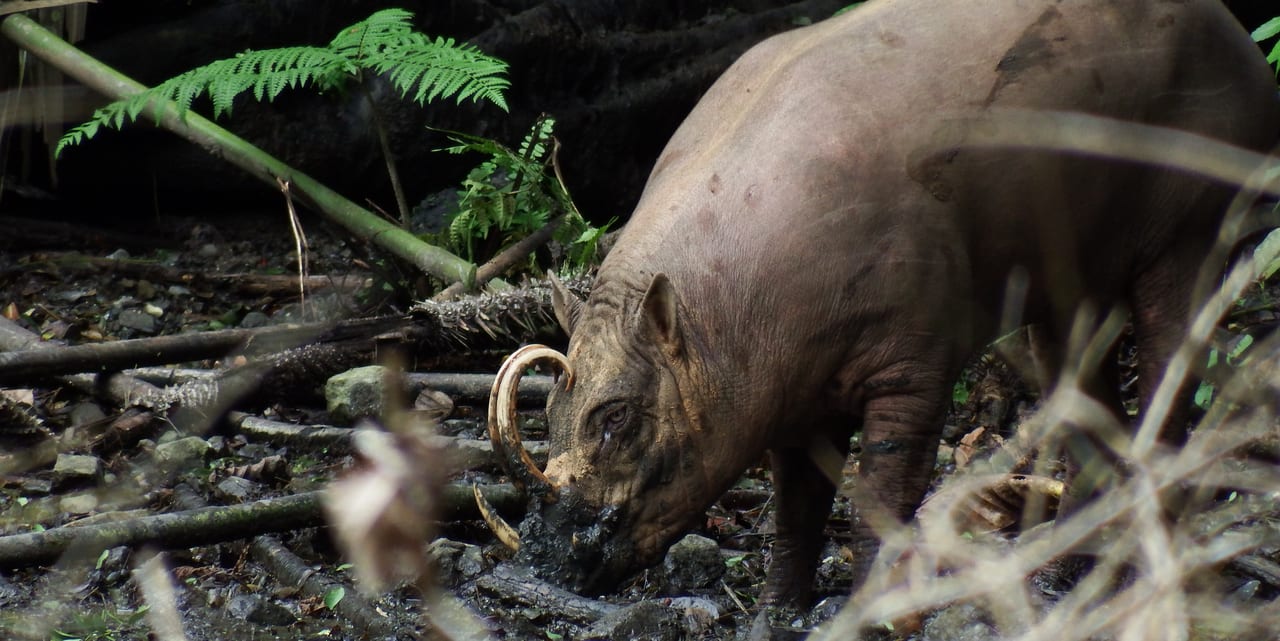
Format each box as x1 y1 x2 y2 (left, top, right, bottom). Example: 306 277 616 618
329 8 415 60
518 117 555 161
57 9 508 155
374 35 509 110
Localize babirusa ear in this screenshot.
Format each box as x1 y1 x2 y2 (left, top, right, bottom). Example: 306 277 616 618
638 273 683 357
549 271 584 337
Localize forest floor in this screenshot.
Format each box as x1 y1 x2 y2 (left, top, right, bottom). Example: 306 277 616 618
1 209 1278 641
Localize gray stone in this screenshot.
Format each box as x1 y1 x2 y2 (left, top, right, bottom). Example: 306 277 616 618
240 311 269 328
154 436 212 467
60 493 99 515
662 534 725 591
117 309 157 333
326 365 400 424
206 435 228 455
53 454 102 487
216 476 260 501
583 601 680 641
68 401 107 425
19 478 51 495
428 539 489 587
227 594 296 626
665 596 721 638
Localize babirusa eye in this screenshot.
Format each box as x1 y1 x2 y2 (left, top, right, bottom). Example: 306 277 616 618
604 406 627 433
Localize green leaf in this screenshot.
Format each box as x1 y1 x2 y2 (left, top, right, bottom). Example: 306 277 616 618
1228 334 1254 363
323 586 345 610
1252 17 1280 42
952 379 970 405
834 2 865 17
1193 380 1214 410
57 8 508 157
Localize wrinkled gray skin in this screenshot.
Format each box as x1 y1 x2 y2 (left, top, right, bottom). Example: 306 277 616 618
537 0 1280 604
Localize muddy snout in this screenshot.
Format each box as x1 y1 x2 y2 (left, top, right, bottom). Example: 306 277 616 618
510 485 632 594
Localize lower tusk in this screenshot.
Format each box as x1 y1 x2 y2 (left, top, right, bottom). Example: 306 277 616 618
473 483 521 552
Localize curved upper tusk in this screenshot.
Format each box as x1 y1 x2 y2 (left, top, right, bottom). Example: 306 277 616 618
487 344 572 495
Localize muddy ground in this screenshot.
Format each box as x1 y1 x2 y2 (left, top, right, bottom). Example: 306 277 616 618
0 209 1277 641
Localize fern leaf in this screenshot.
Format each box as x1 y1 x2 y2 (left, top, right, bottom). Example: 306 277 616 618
374 35 510 111
55 119 98 156
56 8 507 158
123 94 150 122
329 8 415 61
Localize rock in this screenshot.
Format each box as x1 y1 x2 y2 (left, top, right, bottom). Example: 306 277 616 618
664 596 721 637
52 454 102 488
662 534 725 592
60 492 100 515
582 601 681 641
215 476 261 502
206 435 228 456
240 311 269 328
0 572 19 606
226 593 296 626
67 401 107 425
428 538 488 587
18 477 52 495
326 365 402 424
154 436 212 468
117 308 157 333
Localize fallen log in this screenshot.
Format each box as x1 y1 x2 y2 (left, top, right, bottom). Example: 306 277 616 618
476 562 621 624
229 412 549 470
0 483 523 567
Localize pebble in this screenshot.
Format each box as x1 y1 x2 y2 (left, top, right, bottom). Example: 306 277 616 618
226 593 296 626
154 436 212 467
582 601 680 641
239 311 269 328
326 365 398 423
662 534 725 591
53 454 102 488
67 401 107 425
216 476 261 501
60 492 100 515
117 309 157 333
